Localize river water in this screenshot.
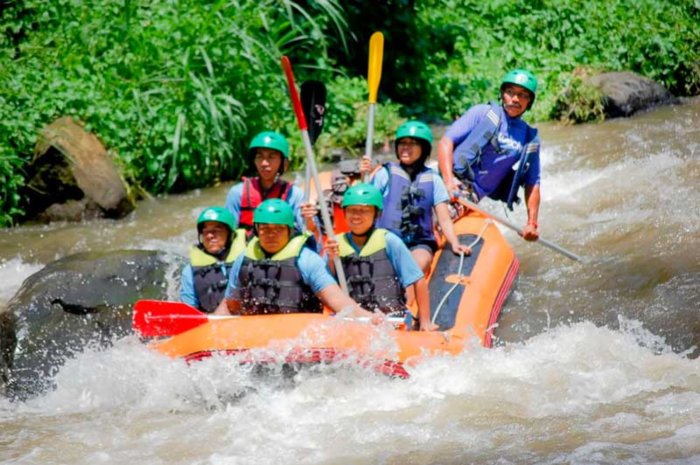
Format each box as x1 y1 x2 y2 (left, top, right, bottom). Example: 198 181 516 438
0 100 698 464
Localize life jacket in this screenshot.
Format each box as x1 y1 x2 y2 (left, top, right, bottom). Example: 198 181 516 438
239 177 293 234
190 229 247 313
233 234 322 315
376 162 435 246
338 229 406 315
452 103 539 210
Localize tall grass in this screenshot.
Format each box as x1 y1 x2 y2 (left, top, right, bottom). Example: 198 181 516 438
0 0 350 225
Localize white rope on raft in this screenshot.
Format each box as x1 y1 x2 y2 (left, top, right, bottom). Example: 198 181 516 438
431 219 494 326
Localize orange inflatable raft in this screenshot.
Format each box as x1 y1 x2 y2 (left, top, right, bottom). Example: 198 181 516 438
136 209 519 377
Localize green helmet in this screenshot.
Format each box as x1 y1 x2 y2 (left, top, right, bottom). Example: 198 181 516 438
501 69 537 110
501 69 538 95
248 131 289 159
341 183 383 211
396 120 433 144
395 120 433 161
253 198 295 227
197 206 235 233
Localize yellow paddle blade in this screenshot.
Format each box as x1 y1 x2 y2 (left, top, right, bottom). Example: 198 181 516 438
367 31 384 104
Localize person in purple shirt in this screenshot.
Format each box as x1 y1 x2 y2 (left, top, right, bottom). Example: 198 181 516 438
437 69 542 241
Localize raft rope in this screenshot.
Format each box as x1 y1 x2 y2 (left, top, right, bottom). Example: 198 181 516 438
431 219 494 325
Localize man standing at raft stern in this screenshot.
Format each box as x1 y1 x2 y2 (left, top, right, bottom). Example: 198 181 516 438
214 199 374 319
224 131 317 238
180 207 246 313
437 69 542 241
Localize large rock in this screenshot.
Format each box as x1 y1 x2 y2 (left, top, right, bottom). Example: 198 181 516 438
0 249 182 399
588 71 678 118
22 117 136 223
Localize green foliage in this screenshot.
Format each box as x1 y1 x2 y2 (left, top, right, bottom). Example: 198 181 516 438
312 76 403 158
0 151 25 227
1 0 699 226
416 0 700 120
411 0 700 121
550 68 606 124
0 0 347 225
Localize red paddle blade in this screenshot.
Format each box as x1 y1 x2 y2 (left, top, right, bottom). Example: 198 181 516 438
281 56 307 131
132 300 208 337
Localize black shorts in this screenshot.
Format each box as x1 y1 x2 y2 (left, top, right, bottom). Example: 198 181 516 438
408 239 438 254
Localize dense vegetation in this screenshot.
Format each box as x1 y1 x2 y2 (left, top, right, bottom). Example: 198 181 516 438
1 0 698 226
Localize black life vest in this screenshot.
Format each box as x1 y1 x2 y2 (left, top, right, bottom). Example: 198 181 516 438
233 234 322 315
190 230 247 313
338 228 406 315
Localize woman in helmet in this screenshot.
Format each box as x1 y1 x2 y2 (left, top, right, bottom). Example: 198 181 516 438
215 199 372 319
364 120 471 280
180 206 246 313
437 69 542 241
323 183 437 331
224 131 317 237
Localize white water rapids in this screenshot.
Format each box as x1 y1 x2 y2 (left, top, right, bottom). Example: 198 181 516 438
1 100 699 464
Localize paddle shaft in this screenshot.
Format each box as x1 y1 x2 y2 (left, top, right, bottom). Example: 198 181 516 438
300 129 349 293
363 103 376 183
147 313 405 325
281 56 349 293
455 196 582 262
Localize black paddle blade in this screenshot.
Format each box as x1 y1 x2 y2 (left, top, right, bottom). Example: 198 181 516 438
301 80 326 145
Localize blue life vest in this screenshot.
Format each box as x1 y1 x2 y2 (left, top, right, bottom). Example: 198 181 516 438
376 162 435 246
452 103 539 210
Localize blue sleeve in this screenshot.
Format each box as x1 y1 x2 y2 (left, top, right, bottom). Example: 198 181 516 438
179 265 199 308
286 185 309 233
384 232 424 287
523 133 541 187
224 183 243 229
298 248 337 294
370 165 390 196
224 254 246 299
431 170 450 205
444 104 491 147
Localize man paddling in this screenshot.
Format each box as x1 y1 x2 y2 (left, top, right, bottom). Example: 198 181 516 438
214 199 374 318
224 131 317 237
437 69 542 241
180 207 246 313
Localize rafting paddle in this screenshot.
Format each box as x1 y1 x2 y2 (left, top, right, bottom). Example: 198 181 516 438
301 80 326 146
300 80 327 199
454 195 582 262
133 299 405 337
281 56 349 294
132 300 239 337
363 31 384 182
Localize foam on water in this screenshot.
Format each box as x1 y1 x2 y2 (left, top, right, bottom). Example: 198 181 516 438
2 321 698 464
0 258 44 306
